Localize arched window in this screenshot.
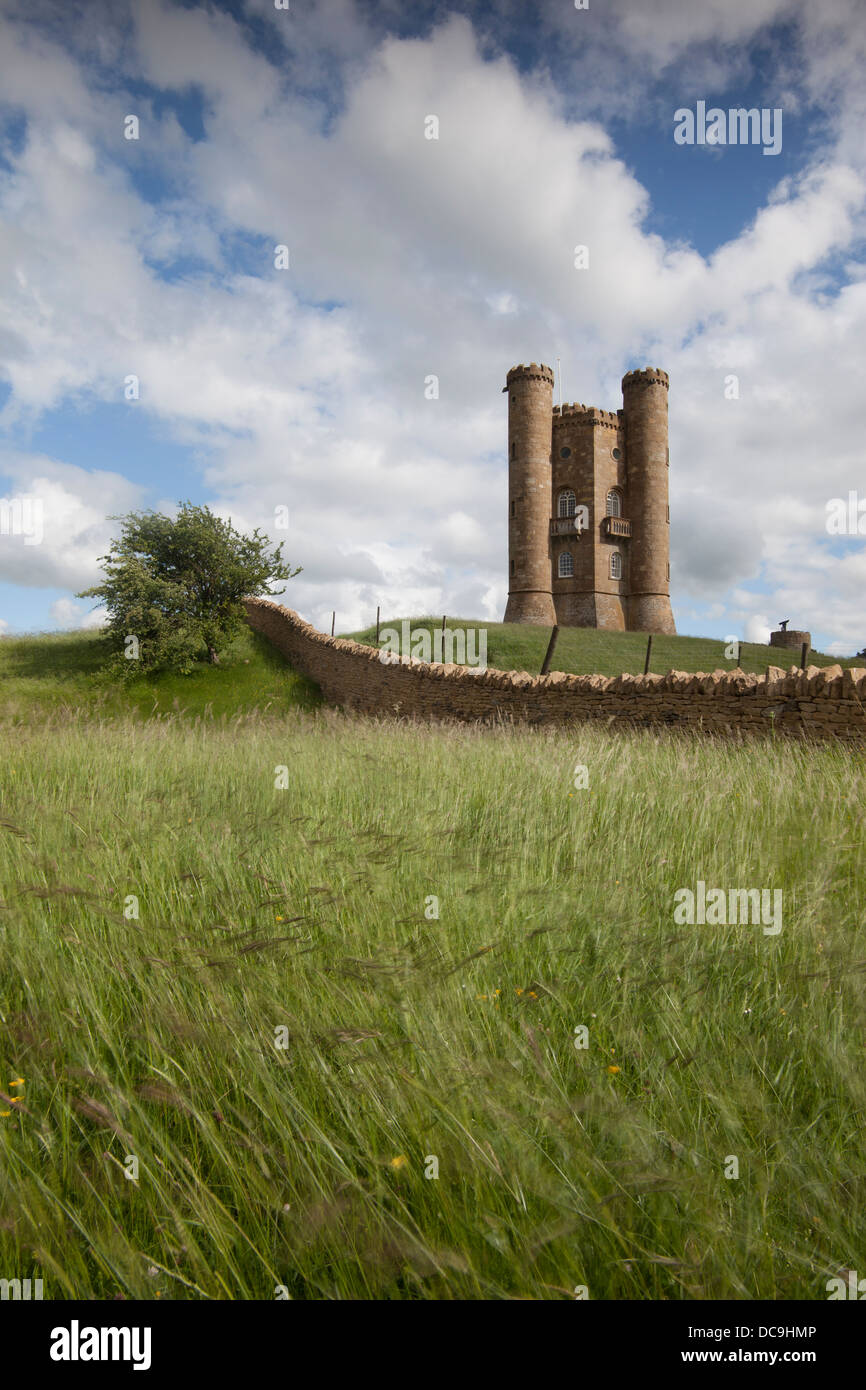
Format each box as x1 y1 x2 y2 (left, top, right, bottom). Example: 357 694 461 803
558 489 576 518
606 489 622 517
558 551 574 578
610 551 622 580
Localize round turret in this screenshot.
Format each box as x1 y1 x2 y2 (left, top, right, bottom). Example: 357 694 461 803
504 364 557 625
621 367 676 634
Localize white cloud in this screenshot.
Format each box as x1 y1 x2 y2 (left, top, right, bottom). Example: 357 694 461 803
0 455 143 590
48 597 107 630
0 1 865 651
745 615 773 645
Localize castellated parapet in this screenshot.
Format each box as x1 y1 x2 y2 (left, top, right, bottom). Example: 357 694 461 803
504 362 676 634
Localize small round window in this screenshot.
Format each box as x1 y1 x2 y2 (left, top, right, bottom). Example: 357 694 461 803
560 447 571 459
612 447 621 460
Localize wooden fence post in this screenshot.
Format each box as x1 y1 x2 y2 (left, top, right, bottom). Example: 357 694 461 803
644 634 653 675
375 606 380 644
800 641 809 670
540 625 560 676
331 611 335 636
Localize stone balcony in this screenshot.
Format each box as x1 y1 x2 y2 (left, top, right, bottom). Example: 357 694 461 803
602 516 631 538
550 515 585 537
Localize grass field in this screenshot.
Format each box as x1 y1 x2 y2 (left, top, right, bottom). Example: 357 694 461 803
0 627 321 721
1 628 865 1300
348 617 861 678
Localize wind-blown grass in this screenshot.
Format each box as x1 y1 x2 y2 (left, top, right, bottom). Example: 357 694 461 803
1 705 864 1300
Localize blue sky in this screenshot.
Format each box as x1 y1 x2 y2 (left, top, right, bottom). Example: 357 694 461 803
1 0 865 653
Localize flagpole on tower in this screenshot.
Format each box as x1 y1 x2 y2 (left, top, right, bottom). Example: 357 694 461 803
555 357 563 412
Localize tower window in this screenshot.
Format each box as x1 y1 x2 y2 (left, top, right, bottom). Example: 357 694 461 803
510 501 516 517
666 505 670 522
558 551 574 578
558 489 576 518
612 447 621 461
606 489 622 517
511 442 516 459
610 551 622 580
559 446 571 459
667 562 670 581
510 560 515 576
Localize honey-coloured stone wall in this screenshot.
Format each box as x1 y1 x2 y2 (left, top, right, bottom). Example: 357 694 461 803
245 598 866 742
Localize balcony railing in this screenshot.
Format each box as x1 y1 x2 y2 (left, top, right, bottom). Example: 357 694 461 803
550 515 584 537
602 516 631 538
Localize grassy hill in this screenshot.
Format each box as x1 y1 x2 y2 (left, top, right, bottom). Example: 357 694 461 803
0 627 321 721
347 617 860 679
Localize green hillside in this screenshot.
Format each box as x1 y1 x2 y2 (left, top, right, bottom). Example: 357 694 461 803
0 627 321 721
347 617 861 679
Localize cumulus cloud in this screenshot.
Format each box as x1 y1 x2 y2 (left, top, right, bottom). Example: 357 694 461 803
48 597 107 630
0 455 143 591
744 615 773 645
0 0 865 648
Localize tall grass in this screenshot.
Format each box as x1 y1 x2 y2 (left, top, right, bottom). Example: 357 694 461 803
1 706 864 1299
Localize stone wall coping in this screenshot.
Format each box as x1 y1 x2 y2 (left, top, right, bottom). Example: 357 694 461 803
244 600 866 702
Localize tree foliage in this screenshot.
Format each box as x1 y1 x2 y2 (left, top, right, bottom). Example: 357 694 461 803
79 502 300 675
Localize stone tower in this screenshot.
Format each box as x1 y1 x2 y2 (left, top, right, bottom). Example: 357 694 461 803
504 362 676 634
503 363 557 625
621 368 676 634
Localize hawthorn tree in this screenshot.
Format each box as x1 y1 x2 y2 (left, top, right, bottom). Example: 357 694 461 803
79 502 300 675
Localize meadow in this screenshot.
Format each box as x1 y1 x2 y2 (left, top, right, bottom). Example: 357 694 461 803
0 628 864 1300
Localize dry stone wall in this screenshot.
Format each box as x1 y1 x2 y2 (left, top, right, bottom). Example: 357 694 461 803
245 598 866 742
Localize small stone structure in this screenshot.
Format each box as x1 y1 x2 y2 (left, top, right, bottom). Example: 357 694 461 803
770 628 811 652
245 598 866 742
